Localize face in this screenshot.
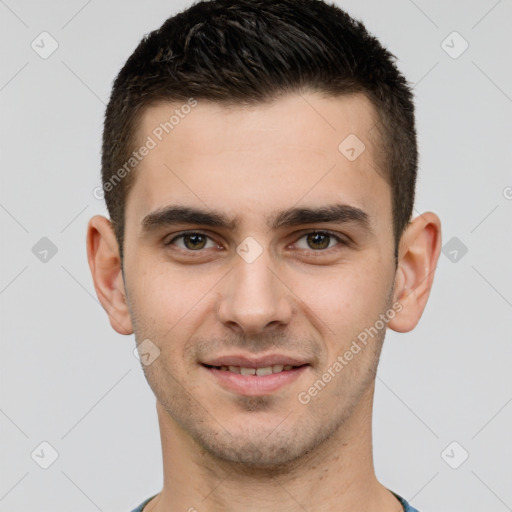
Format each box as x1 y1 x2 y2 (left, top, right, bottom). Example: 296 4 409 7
121 92 398 467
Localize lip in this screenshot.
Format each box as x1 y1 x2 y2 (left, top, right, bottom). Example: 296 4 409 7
201 353 310 368
201 362 310 396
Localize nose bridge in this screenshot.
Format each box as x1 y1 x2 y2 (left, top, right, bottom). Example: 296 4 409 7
216 242 292 334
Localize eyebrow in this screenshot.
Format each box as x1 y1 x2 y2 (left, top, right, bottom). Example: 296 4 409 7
141 203 372 235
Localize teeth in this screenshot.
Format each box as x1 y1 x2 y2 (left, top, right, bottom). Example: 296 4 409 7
256 366 273 376
215 364 297 375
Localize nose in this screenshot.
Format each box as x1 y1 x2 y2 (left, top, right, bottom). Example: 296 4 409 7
216 246 293 336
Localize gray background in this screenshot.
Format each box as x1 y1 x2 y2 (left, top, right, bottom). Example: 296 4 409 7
1 0 511 511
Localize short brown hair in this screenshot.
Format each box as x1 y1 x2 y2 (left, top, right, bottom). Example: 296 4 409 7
101 0 417 263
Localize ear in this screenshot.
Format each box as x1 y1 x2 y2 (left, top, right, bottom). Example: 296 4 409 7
388 211 442 333
86 215 133 335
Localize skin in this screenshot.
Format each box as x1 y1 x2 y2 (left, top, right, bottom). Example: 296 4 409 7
87 92 441 512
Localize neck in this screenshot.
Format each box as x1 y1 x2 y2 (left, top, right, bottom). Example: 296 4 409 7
146 382 403 512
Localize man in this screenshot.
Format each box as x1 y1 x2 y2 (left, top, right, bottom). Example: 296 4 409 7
86 0 441 510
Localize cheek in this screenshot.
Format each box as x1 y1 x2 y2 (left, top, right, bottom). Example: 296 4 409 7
128 263 219 349
131 264 193 316
292 264 389 335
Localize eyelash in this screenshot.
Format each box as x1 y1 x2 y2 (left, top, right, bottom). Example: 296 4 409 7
164 230 348 254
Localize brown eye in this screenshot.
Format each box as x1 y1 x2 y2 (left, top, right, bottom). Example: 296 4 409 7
182 233 207 250
295 231 343 251
167 232 215 251
306 232 331 250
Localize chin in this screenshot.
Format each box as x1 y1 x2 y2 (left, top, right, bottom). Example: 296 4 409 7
192 419 331 473
204 440 306 470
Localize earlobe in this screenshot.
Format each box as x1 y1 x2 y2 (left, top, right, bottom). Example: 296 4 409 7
388 212 442 333
86 215 134 335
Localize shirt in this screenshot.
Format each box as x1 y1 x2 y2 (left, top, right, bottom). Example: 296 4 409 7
130 490 420 511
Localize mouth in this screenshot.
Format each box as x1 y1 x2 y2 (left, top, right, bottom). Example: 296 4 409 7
200 357 310 396
202 363 306 375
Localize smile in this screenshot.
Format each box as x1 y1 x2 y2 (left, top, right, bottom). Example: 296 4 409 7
202 363 309 396
204 363 299 375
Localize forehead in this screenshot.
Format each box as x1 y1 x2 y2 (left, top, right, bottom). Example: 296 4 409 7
125 92 390 235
